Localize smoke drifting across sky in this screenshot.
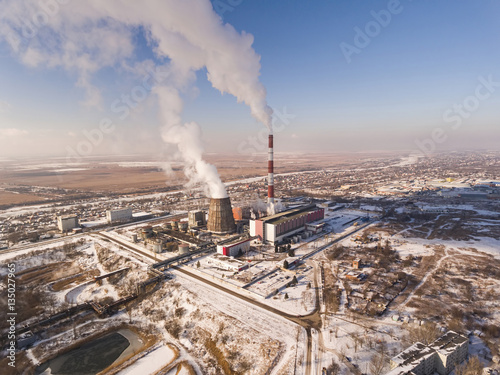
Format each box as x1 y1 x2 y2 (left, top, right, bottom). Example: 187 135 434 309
0 0 272 198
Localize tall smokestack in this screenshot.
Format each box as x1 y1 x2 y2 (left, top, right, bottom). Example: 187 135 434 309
268 132 274 204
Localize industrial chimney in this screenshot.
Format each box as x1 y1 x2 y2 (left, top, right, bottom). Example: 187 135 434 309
268 132 274 204
207 197 236 234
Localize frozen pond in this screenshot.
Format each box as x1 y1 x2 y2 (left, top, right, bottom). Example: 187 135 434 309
36 329 143 375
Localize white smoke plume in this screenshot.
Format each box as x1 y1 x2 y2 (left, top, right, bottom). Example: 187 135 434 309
154 85 227 198
250 194 284 218
0 0 273 197
267 199 285 215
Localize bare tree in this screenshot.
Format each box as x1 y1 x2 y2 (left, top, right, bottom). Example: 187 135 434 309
405 322 440 345
369 351 387 375
325 359 340 375
454 363 467 375
464 356 484 375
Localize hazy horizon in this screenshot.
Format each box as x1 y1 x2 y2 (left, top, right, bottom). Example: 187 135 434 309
1 1 499 159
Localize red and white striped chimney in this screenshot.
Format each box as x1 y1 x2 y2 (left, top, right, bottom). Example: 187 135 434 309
268 132 274 204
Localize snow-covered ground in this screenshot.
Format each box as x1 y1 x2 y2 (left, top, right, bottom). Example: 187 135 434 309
118 344 177 375
2 232 307 374
5 198 499 374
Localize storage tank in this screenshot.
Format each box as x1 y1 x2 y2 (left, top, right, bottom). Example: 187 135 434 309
178 244 190 254
152 241 162 253
232 207 243 221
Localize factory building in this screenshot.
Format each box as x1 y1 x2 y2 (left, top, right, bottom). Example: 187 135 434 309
106 207 132 223
387 331 468 375
216 237 251 257
306 222 325 234
250 204 324 244
188 210 206 227
57 215 79 232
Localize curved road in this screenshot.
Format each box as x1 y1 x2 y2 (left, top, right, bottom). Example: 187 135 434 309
97 231 321 374
97 223 378 374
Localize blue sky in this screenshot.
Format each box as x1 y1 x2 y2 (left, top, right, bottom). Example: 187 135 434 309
0 0 499 158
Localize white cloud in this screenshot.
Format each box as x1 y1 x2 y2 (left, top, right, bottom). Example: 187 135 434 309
0 0 273 195
0 127 29 138
0 1 135 109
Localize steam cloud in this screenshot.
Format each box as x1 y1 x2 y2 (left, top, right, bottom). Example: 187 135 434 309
0 0 272 198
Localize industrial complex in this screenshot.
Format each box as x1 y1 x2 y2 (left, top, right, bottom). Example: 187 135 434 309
3 148 500 375
2 1 499 373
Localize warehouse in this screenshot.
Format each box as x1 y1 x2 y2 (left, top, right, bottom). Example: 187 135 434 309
217 237 251 257
249 204 324 244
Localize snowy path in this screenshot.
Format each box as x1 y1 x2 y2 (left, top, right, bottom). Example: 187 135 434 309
399 249 450 308
65 281 93 304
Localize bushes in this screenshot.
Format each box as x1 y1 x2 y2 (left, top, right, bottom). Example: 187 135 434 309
165 319 182 339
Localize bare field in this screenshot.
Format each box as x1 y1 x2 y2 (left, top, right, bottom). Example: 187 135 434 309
0 191 44 206
0 167 181 192
0 152 393 206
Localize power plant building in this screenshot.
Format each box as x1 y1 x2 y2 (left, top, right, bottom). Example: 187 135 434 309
57 215 79 232
106 208 132 223
207 197 236 234
250 204 325 244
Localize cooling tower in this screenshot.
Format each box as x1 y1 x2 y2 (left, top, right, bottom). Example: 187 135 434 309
207 197 236 234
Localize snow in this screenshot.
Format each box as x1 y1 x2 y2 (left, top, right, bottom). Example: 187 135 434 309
80 219 107 227
53 168 89 172
391 155 422 167
118 344 176 375
4 190 499 374
172 271 305 373
65 282 93 304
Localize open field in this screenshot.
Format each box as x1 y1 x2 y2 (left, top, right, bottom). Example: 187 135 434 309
0 152 404 207
0 191 44 206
